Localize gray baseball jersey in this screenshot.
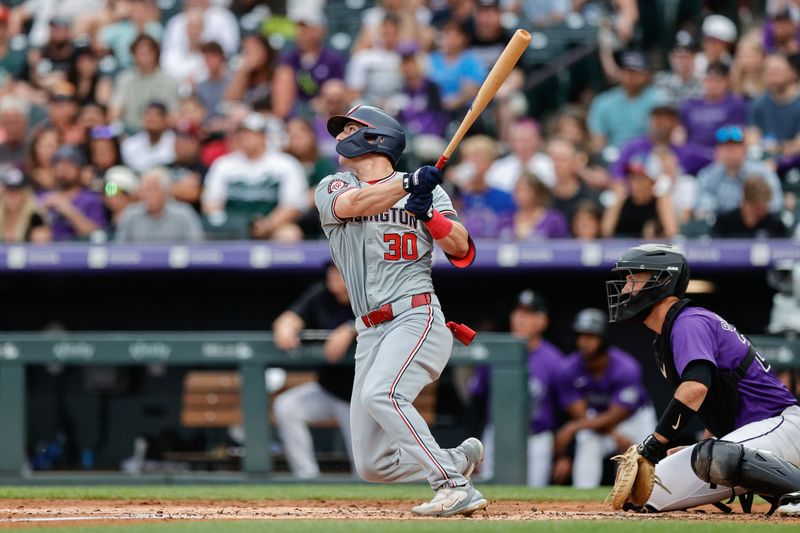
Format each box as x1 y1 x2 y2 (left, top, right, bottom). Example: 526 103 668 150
315 171 457 317
314 169 472 490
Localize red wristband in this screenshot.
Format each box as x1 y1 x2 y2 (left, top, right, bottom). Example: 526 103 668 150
424 209 453 240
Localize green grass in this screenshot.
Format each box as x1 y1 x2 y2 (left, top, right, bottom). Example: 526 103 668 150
0 484 608 502
14 521 800 533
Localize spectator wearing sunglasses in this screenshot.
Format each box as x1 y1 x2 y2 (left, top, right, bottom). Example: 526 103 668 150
694 125 783 221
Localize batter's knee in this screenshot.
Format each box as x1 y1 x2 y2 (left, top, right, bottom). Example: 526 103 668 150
352 450 386 483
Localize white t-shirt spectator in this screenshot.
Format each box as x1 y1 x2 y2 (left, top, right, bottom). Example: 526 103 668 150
345 48 402 106
121 131 177 174
202 150 308 220
162 6 240 59
485 153 556 192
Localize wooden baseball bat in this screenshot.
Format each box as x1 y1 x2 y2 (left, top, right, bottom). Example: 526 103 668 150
435 29 532 170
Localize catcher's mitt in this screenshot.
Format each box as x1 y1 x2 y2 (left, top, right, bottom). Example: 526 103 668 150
606 445 656 510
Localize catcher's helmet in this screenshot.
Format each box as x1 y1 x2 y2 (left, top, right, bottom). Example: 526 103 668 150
606 244 690 323
327 105 406 168
573 308 609 338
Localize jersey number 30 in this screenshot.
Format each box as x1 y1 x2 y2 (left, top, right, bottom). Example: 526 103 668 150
384 233 418 261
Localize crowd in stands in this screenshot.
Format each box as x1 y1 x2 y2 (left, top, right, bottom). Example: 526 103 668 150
1 0 800 244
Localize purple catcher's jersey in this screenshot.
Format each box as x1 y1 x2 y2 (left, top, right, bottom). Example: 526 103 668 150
559 346 650 414
670 307 797 429
470 339 566 434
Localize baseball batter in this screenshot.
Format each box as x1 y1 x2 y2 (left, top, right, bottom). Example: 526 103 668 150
606 243 800 515
315 105 486 517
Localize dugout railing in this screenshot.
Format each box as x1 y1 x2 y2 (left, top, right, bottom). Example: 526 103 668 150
0 332 528 483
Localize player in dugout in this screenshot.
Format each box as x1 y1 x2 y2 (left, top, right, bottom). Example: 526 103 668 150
605 243 800 516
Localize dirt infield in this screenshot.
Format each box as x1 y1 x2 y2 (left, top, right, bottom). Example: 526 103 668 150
0 498 794 527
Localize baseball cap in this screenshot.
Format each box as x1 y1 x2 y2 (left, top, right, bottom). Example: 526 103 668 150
672 30 697 52
51 144 86 166
174 119 202 139
0 166 27 189
239 112 268 133
706 61 730 77
104 165 139 196
715 124 744 144
625 156 655 180
702 14 737 43
49 16 71 28
617 50 650 72
516 289 548 313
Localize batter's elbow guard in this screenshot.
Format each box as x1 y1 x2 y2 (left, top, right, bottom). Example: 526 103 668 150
691 439 800 499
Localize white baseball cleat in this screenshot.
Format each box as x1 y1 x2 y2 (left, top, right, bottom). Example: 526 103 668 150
456 437 484 479
776 491 800 516
411 483 488 517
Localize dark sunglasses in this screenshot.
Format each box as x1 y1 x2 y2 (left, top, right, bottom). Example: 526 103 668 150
715 125 744 144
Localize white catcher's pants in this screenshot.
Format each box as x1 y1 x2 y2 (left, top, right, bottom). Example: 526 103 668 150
480 425 554 487
273 381 353 479
573 405 658 488
648 404 800 511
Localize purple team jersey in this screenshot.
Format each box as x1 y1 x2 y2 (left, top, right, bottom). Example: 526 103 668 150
559 346 650 414
470 339 565 434
48 190 107 241
670 307 797 430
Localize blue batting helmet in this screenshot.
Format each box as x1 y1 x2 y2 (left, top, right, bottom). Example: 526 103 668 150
327 105 406 168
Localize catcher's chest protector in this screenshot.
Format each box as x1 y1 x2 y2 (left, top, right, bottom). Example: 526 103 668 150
654 299 755 438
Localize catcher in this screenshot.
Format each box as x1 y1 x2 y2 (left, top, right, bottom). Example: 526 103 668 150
605 243 800 515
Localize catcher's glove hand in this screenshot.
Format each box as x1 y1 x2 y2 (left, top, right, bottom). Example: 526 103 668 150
404 191 433 221
403 166 443 195
606 444 656 510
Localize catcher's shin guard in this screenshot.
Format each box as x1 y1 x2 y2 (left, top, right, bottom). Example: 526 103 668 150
691 439 800 499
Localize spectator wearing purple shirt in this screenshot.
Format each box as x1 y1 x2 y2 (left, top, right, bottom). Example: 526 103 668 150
680 62 747 149
275 10 346 113
605 244 800 513
612 105 713 181
553 308 656 488
512 172 569 240
449 135 514 239
395 48 447 138
468 290 566 486
40 145 107 241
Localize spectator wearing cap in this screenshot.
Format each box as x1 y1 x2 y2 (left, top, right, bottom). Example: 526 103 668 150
161 0 239 60
612 105 712 181
223 34 275 112
588 49 664 153
654 31 703 106
429 20 487 115
469 0 514 72
111 34 179 132
395 47 448 138
195 42 232 121
764 9 800 55
680 62 747 149
512 172 569 240
747 53 800 159
546 137 601 223
161 7 208 89
695 125 783 220
167 120 205 207
0 6 27 83
68 45 113 107
116 166 203 243
202 113 308 241
468 289 566 486
712 175 787 238
27 15 76 88
41 145 107 241
121 102 176 174
274 9 346 115
98 0 163 70
102 165 139 229
449 135 515 239
0 97 30 168
345 14 405 110
487 118 556 193
601 159 677 239
0 166 50 243
695 14 737 78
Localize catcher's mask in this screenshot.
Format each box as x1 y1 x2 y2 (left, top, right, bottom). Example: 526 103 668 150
327 105 406 168
606 244 690 323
